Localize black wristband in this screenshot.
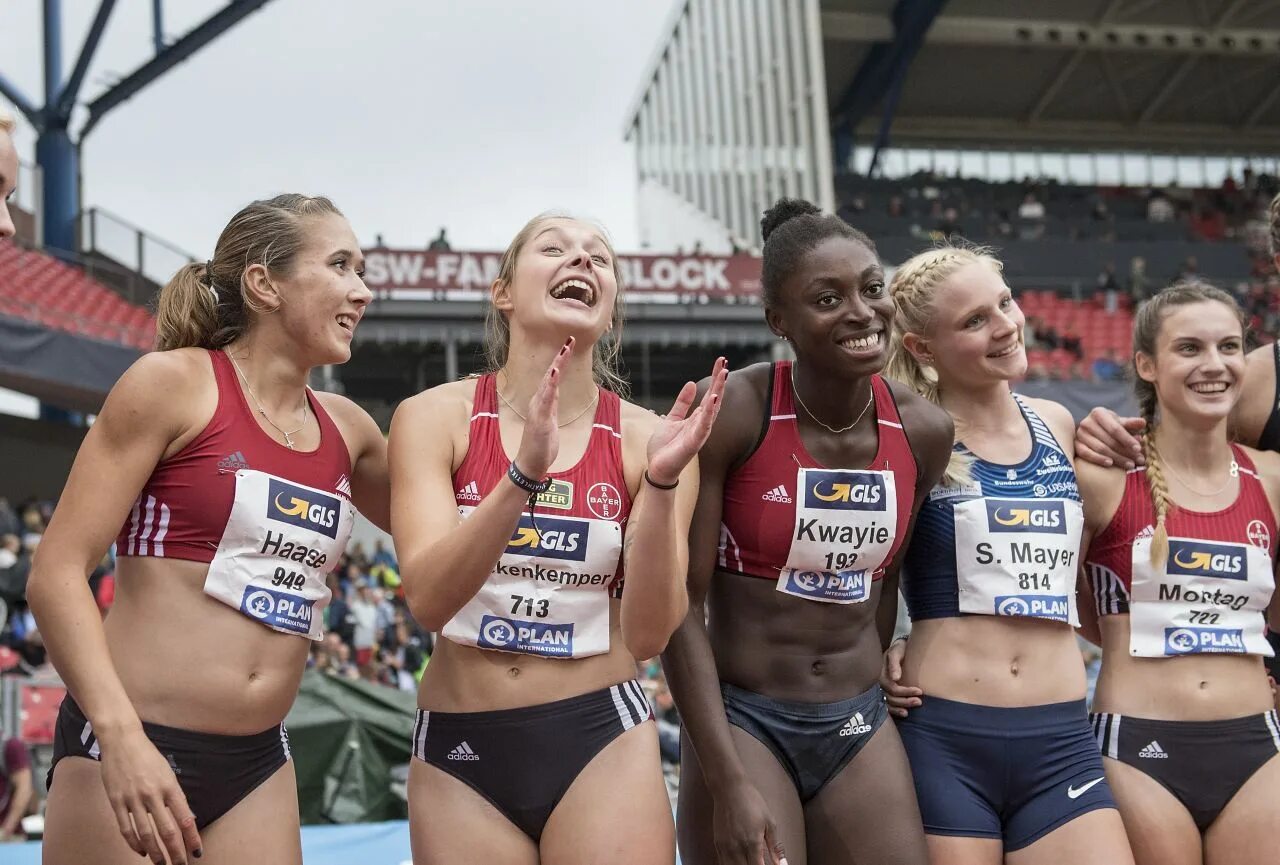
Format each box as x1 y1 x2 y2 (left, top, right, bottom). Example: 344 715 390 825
508 461 551 495
644 470 679 490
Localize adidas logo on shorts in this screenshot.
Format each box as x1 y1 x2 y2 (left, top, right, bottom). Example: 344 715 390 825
1138 740 1168 759
839 712 872 737
447 741 480 761
457 481 482 502
217 451 250 474
761 485 792 504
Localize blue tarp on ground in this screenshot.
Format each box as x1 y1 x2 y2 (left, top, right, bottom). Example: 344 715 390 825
0 820 414 864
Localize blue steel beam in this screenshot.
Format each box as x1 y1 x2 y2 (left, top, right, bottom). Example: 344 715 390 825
830 0 948 175
0 73 41 127
152 0 165 54
55 0 119 119
82 0 275 137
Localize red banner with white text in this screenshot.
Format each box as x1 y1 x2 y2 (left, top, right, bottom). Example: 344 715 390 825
362 249 763 299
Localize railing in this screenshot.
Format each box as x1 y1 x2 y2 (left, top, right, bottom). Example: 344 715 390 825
80 207 196 306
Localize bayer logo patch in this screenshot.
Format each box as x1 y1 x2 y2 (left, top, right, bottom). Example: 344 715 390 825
480 618 518 648
997 596 1031 616
244 590 276 620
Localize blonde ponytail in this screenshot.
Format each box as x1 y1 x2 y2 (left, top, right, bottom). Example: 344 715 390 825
154 262 220 351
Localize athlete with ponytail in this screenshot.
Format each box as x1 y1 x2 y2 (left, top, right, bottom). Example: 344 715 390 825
1078 282 1280 864
879 244 1133 864
663 198 953 865
30 195 390 865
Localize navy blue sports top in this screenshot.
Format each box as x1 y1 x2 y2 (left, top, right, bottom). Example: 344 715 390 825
901 395 1082 622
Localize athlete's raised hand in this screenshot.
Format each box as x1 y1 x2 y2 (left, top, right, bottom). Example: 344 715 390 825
1076 407 1146 470
100 728 202 865
645 357 729 486
880 637 922 719
513 337 575 479
712 781 788 865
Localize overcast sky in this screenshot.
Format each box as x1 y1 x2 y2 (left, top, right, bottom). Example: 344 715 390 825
0 0 679 258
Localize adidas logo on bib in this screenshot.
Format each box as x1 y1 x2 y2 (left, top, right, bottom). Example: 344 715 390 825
1138 740 1168 759
334 474 353 497
762 485 792 504
447 741 480 761
839 712 872 737
457 481 482 502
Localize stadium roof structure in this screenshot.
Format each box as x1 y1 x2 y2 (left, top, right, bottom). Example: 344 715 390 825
622 0 1280 252
826 0 1280 157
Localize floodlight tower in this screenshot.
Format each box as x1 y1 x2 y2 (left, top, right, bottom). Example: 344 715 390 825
0 0 277 254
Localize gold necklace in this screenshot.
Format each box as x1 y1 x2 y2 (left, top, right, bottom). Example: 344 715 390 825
497 375 599 429
226 351 308 449
790 365 874 434
1162 453 1239 497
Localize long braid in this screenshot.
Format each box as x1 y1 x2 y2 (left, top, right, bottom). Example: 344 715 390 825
1136 385 1171 567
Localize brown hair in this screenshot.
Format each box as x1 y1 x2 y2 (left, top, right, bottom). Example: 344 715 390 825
1131 281 1245 566
484 212 628 396
154 194 342 351
884 242 1004 486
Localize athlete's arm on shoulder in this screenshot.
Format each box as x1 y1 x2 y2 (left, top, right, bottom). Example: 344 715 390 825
315 392 391 532
1232 344 1276 449
885 382 955 491
1020 397 1078 460
28 349 211 729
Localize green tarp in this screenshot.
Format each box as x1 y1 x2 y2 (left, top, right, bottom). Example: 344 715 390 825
286 670 417 825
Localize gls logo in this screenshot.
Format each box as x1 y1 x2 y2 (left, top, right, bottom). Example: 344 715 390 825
985 499 1067 534
267 479 340 539
478 615 574 657
804 471 887 512
504 515 589 562
1167 540 1247 580
1165 626 1245 654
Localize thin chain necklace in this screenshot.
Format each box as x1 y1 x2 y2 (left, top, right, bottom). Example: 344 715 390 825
1162 450 1239 498
226 351 309 449
497 374 599 429
790 365 874 434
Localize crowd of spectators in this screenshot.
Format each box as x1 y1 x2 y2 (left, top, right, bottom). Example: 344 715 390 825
839 166 1278 250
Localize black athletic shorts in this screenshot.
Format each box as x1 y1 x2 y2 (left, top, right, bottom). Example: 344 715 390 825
1092 710 1280 831
721 680 887 802
49 696 292 829
412 679 653 841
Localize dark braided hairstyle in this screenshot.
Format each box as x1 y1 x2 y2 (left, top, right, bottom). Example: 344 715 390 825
759 198 876 308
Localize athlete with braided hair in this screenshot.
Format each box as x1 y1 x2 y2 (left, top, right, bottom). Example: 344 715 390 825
1078 282 1280 865
663 198 953 865
879 243 1133 864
